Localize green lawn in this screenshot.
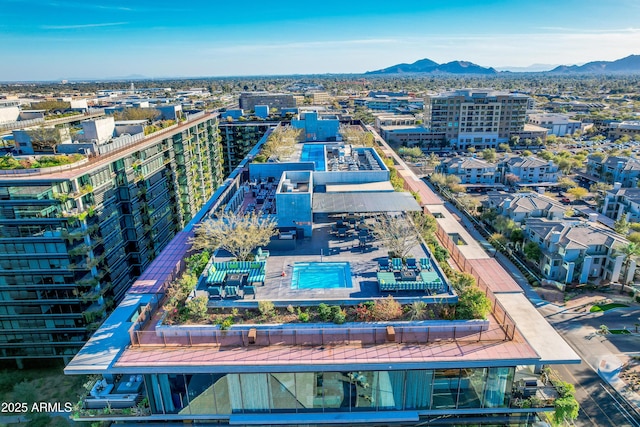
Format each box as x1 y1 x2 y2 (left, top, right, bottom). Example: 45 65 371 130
590 303 629 312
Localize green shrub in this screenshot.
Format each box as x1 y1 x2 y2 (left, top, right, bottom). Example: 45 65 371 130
297 308 309 323
258 300 275 318
318 303 332 321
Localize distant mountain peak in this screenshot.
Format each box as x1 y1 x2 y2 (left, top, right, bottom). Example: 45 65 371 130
548 54 640 74
366 58 497 75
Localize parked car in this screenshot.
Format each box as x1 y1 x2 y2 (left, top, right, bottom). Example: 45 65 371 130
561 197 571 203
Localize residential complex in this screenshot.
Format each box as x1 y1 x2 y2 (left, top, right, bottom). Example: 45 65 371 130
427 89 530 149
586 155 640 187
438 157 499 185
602 183 640 221
524 218 631 285
64 123 580 426
438 155 559 188
483 192 565 224
609 120 640 140
0 113 224 367
499 156 560 186
219 121 273 175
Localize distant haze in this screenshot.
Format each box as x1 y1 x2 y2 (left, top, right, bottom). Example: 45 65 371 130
1 0 640 81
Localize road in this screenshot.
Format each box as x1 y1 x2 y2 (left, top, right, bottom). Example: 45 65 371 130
541 305 640 426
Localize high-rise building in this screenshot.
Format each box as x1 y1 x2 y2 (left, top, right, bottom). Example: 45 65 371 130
0 113 223 367
239 92 297 111
219 122 273 175
428 89 529 149
65 126 580 426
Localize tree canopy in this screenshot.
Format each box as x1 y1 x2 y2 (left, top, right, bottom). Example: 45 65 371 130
190 211 278 261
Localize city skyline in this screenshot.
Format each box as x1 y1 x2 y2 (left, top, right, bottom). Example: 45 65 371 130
2 0 640 81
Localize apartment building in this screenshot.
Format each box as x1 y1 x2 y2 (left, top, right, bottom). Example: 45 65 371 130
428 89 529 149
524 218 629 285
499 156 560 186
586 155 640 187
609 120 640 140
601 183 640 221
0 114 224 367
438 157 498 185
65 127 579 426
484 192 565 224
219 122 273 175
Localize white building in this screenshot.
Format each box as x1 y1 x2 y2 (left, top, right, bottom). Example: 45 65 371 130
527 113 581 137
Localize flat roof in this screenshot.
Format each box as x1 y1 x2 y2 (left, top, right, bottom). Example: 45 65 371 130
312 192 421 213
64 293 157 374
325 182 394 192
495 293 580 364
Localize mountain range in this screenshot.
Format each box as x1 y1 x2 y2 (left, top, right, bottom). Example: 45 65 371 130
366 55 640 75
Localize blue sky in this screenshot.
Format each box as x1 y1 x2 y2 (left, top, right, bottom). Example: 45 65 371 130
2 0 639 81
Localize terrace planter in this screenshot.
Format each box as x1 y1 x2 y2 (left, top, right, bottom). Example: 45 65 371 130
155 317 490 338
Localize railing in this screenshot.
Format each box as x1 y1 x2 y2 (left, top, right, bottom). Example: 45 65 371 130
434 215 518 341
0 157 89 176
96 132 145 155
0 117 45 131
129 321 513 348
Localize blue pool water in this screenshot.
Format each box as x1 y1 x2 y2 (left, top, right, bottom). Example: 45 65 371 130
300 144 326 171
291 262 352 290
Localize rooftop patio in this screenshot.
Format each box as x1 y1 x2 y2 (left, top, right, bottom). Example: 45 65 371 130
197 214 453 306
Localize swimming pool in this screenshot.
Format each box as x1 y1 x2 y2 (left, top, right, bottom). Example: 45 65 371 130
300 144 326 171
291 262 352 290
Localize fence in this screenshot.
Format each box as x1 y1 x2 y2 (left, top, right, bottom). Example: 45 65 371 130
434 223 517 341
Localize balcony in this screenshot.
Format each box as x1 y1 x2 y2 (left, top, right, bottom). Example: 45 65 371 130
73 375 150 420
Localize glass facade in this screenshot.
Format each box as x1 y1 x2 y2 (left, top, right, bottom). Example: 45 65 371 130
0 116 224 365
141 367 514 416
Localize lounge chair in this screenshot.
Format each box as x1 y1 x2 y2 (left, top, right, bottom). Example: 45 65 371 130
420 258 431 271
256 247 270 261
243 285 256 299
406 258 418 270
225 285 239 299
392 258 403 272
378 258 390 271
207 286 223 299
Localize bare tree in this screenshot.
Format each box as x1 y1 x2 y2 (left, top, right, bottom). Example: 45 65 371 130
190 211 278 261
338 124 374 146
261 126 303 160
373 214 419 259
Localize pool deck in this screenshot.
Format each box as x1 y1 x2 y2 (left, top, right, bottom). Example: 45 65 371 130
203 216 451 305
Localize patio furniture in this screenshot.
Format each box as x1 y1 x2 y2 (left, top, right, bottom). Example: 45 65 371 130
378 258 391 271
256 247 270 261
207 286 223 299
420 258 431 271
400 270 417 281
226 273 245 288
377 272 397 292
243 285 256 299
392 258 403 272
208 269 227 285
225 285 239 299
406 258 418 270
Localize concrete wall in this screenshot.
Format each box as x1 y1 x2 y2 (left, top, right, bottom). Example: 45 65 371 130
115 124 144 136
156 105 182 120
81 117 115 143
70 100 88 110
0 106 20 124
18 111 45 121
313 170 389 185
249 162 315 182
276 171 313 237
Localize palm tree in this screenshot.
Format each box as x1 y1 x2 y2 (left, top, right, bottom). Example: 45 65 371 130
615 243 640 292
